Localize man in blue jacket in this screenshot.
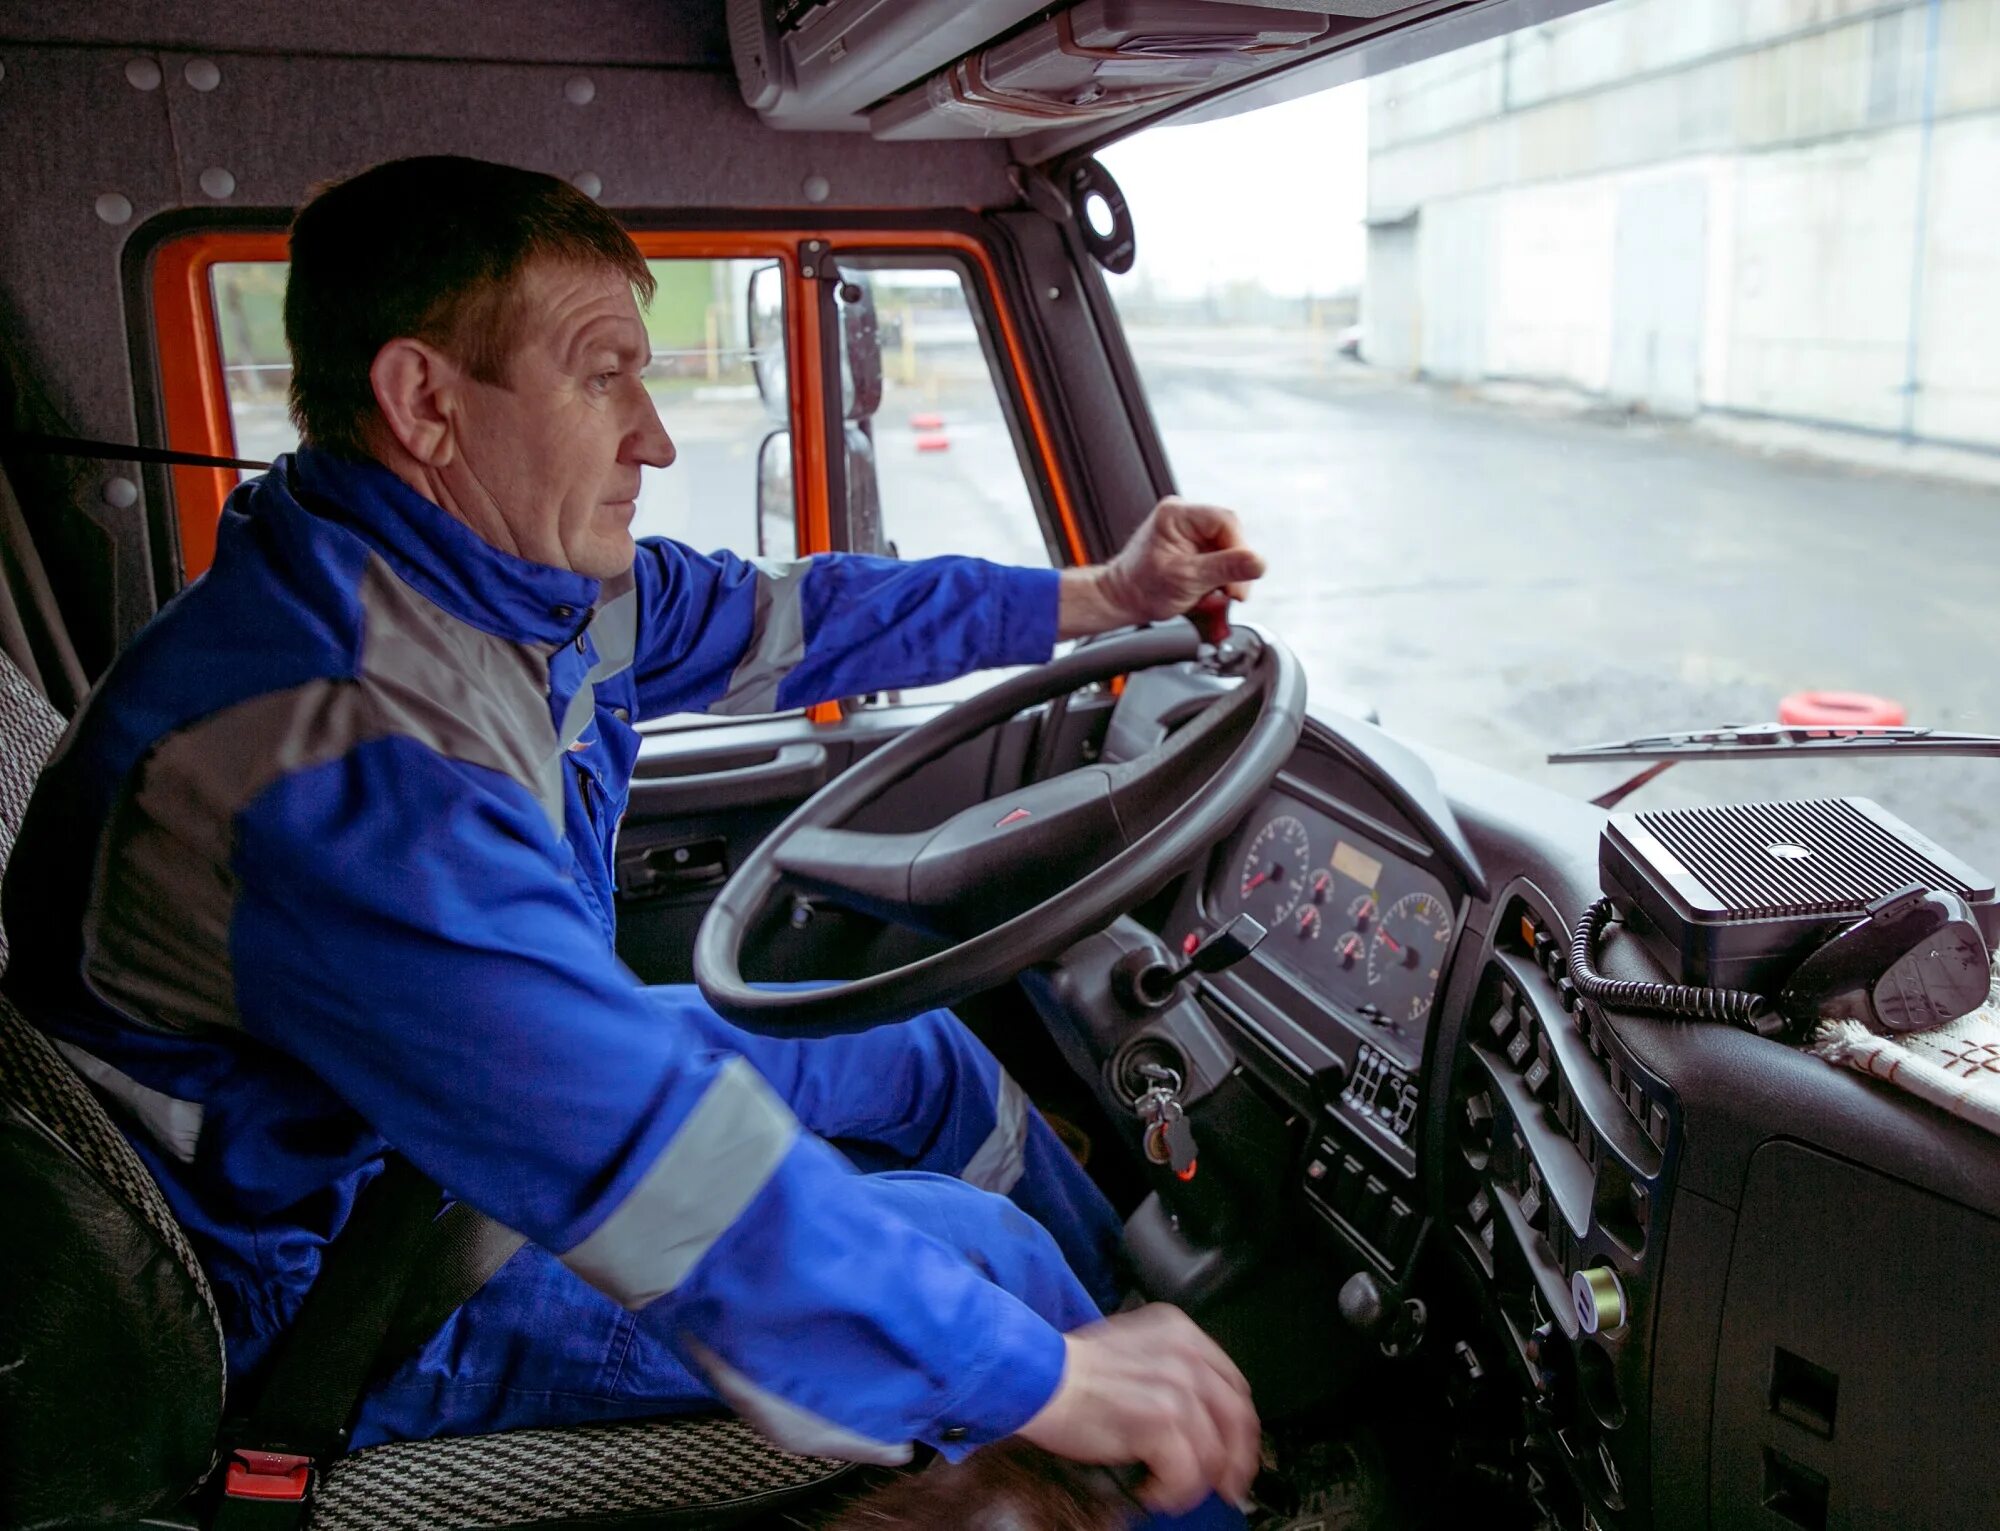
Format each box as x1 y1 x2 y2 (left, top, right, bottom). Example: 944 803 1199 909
3 157 1264 1517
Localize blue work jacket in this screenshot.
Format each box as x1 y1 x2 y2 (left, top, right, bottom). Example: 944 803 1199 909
2 447 1067 1457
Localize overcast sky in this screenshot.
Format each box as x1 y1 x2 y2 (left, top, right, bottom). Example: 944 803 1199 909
1097 80 1369 300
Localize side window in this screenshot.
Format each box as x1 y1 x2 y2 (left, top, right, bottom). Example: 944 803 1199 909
832 256 1062 705
209 257 797 558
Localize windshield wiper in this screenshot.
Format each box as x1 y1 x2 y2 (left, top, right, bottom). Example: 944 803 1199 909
1548 724 2000 809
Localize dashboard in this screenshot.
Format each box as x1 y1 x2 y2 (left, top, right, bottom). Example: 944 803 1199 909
1047 683 2000 1531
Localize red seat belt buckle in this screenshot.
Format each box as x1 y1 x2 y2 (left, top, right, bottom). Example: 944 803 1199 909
226 1450 311 1501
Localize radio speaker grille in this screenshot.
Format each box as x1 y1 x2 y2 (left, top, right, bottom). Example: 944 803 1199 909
1634 798 1977 920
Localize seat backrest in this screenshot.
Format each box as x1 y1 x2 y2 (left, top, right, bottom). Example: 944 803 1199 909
0 650 227 1527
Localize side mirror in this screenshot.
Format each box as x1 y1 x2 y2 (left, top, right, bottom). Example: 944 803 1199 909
837 276 883 423
747 263 787 424
755 429 796 560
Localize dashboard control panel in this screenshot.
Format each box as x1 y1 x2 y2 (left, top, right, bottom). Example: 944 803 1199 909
1344 1041 1420 1144
1448 893 1680 1529
1205 790 1457 1070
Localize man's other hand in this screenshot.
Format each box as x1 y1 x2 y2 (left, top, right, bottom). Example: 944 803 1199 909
1057 498 1266 639
1014 1303 1261 1514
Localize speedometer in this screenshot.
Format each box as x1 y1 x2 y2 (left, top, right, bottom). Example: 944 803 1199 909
1238 815 1312 925
1366 891 1454 1023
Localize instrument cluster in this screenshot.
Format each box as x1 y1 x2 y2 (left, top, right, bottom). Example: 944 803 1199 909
1207 792 1457 1062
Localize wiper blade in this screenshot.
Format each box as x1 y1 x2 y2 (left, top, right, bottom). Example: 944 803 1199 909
1551 723 2000 765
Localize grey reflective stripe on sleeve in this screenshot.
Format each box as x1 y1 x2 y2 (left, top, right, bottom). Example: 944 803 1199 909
708 559 812 716
357 557 563 831
53 1039 204 1163
83 556 563 1034
689 1340 915 1466
561 1056 799 1309
960 1069 1027 1195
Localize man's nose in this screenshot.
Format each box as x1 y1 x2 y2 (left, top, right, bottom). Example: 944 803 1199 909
630 391 677 469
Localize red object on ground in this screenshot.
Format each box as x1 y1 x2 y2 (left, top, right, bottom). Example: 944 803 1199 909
910 412 945 430
915 434 951 453
1777 690 1907 727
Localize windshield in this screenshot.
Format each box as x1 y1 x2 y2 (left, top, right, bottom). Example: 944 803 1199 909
1100 0 2000 875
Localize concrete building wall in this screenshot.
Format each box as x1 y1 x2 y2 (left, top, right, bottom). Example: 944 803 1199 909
1365 0 2000 450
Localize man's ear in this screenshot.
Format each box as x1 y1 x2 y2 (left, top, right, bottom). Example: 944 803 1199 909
369 338 461 468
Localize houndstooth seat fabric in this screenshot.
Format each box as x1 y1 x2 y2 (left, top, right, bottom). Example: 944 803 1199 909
310 1415 850 1530
0 647 64 971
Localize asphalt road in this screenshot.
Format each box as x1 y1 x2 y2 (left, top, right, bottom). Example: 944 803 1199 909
230 355 2000 877
1132 351 2000 878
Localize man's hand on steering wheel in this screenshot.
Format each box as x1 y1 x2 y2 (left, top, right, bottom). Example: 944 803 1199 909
1058 498 1268 637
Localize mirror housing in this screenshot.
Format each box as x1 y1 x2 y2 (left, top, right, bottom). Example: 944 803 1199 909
755 429 796 560
747 263 786 424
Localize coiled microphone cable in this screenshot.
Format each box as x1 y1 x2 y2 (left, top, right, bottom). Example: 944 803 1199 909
1569 898 1782 1035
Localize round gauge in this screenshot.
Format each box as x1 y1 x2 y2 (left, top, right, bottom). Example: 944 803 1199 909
1366 891 1454 1023
1295 905 1322 940
1347 891 1377 931
1238 815 1312 925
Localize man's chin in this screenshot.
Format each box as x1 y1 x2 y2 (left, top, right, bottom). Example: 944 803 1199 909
575 529 638 581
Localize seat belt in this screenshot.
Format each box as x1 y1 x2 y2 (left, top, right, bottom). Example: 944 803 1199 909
1 431 271 472
210 1158 525 1530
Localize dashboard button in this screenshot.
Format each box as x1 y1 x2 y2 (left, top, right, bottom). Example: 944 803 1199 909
1334 1156 1367 1216
1488 1003 1516 1043
1506 1027 1534 1068
1357 1176 1389 1240
1524 1055 1552 1097
1383 1197 1418 1262
1467 1186 1491 1226
1305 1156 1328 1182
1647 1101 1670 1147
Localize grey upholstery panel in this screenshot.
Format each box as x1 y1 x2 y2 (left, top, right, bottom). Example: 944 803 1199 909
0 1 730 65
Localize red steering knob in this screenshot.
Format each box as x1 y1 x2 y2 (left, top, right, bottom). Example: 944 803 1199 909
1190 591 1231 645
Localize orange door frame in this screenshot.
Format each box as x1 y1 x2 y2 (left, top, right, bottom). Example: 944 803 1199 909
149 226 1086 579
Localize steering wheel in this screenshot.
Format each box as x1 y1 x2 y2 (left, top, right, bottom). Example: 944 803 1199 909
694 619 1306 1028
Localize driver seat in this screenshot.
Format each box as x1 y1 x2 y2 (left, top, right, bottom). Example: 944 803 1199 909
0 648 857 1530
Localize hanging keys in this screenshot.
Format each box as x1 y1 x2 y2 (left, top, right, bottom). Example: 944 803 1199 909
1133 1064 1198 1180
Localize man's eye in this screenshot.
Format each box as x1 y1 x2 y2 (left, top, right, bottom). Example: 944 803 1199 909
589 370 618 393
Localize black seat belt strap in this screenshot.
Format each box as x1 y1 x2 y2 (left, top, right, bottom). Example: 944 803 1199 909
1 431 272 472
209 1158 525 1530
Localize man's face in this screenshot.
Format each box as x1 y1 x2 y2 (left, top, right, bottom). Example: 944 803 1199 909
446 259 675 579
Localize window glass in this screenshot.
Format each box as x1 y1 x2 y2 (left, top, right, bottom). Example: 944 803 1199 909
1100 0 2000 871
833 257 1061 705
210 258 796 559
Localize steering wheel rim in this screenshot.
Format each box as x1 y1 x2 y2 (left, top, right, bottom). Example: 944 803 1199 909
693 620 1306 1028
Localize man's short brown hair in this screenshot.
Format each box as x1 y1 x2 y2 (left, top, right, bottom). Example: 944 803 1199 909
284 156 656 461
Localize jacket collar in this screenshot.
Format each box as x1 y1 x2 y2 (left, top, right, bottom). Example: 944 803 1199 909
280 447 601 647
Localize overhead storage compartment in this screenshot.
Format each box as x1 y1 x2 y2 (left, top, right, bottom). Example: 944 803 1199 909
872 1 1333 139
727 0 1406 138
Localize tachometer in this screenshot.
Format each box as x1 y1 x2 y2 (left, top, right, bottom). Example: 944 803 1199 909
1366 891 1454 1023
1238 815 1312 925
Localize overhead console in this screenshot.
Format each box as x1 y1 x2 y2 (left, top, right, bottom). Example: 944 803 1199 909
728 0 1409 137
